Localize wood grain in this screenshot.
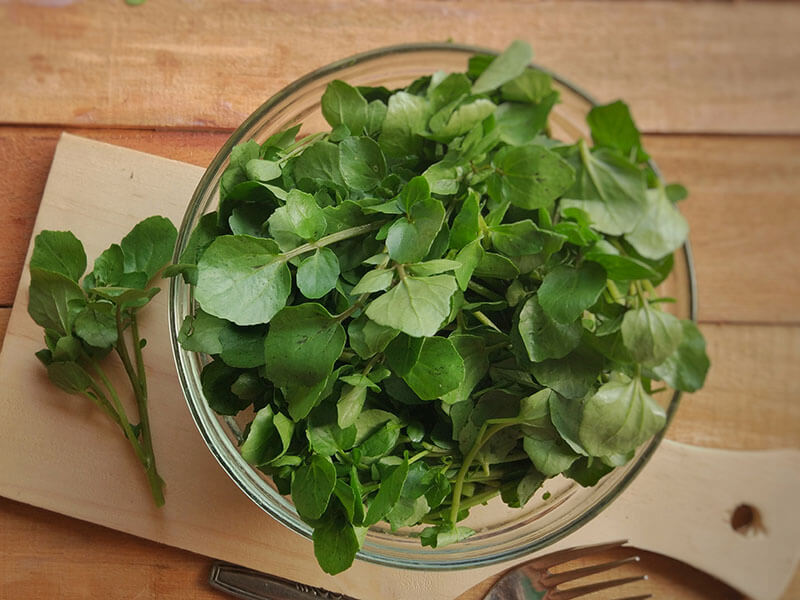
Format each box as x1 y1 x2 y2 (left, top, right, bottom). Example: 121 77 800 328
2 129 799 323
0 496 747 600
1 1 799 133
669 324 800 450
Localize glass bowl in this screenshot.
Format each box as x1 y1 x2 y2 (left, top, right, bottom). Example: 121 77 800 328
169 43 696 571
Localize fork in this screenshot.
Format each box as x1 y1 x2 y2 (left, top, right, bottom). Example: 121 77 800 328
209 540 650 600
482 539 651 600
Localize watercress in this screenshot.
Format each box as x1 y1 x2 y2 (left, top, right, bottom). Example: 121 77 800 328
172 41 709 573
28 217 176 506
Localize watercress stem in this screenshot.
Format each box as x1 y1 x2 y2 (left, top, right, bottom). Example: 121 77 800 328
448 422 506 523
282 221 385 261
130 313 165 506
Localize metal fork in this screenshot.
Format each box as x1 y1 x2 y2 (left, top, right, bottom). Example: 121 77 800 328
483 540 651 600
209 540 650 600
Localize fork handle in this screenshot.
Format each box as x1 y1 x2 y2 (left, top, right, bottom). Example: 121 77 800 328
561 440 800 600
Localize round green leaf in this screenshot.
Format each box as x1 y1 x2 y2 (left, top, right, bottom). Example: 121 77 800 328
195 235 290 326
296 248 340 299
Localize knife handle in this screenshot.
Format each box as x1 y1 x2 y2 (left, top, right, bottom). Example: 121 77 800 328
209 562 360 600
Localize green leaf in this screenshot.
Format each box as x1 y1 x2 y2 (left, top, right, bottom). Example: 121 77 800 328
386 199 445 264
297 248 340 299
429 97 496 140
501 468 545 508
517 295 582 362
120 216 178 281
561 145 647 236
584 240 658 280
488 145 575 210
347 314 399 359
28 267 86 335
378 92 430 157
30 230 86 282
449 190 481 251
195 235 290 326
338 136 387 191
566 456 614 487
537 262 607 323
490 219 565 257
218 323 267 368
92 244 125 286
578 375 666 456
531 344 603 400
46 361 93 394
364 458 409 526
420 524 475 548
440 334 489 404
621 304 683 367
200 359 252 415
337 383 368 429
307 402 357 456
293 140 346 188
406 259 461 277
245 158 281 182
402 336 465 400
360 420 401 459
453 239 484 291
472 40 532 94
240 405 295 466
501 68 553 103
365 274 457 338
365 99 388 136
351 268 394 295
473 251 519 280
177 309 226 355
587 100 646 161
74 302 117 348
397 176 431 213
270 189 327 241
285 375 331 422
625 187 689 260
263 303 346 387
176 212 218 285
495 96 557 146
262 124 300 150
321 80 368 135
652 319 710 392
312 505 360 575
523 435 580 477
292 454 337 521
384 334 424 376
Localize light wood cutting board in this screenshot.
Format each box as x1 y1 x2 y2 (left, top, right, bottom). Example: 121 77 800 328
0 133 797 600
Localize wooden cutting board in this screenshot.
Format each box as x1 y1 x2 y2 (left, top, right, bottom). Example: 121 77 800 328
0 133 797 600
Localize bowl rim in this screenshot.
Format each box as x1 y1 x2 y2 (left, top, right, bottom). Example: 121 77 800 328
169 41 697 571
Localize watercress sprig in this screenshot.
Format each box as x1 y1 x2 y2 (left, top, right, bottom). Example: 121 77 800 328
28 217 177 506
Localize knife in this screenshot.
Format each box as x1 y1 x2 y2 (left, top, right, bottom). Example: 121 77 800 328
209 561 361 600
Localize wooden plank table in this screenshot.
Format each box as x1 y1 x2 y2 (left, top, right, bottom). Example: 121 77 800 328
1 2 798 599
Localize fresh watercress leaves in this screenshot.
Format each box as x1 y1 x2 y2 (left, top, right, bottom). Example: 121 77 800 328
173 40 708 573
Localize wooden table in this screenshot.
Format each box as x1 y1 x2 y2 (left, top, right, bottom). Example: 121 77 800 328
1 2 798 599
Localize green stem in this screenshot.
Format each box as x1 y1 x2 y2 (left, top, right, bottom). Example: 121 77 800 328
408 450 430 465
129 313 165 507
86 355 147 467
467 280 502 300
282 221 385 261
448 423 506 523
114 307 165 506
606 280 625 305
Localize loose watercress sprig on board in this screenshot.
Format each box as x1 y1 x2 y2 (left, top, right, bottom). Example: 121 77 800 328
28 217 177 506
172 40 709 574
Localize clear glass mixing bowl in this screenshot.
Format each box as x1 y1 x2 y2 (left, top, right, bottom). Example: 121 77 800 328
169 43 696 571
